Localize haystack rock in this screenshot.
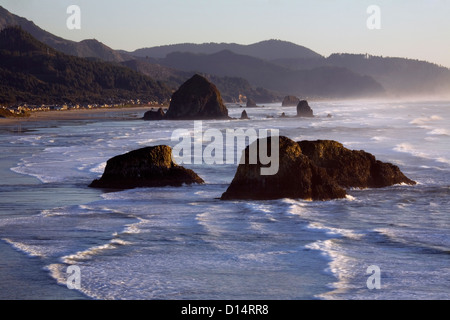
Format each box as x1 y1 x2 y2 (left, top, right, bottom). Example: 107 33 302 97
297 140 416 189
143 108 165 120
165 74 230 120
89 145 204 189
221 136 347 201
297 100 314 117
282 96 300 107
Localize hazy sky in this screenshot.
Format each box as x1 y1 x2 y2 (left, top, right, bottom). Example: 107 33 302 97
1 0 450 67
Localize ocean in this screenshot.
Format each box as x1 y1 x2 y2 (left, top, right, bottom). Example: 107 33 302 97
0 100 449 300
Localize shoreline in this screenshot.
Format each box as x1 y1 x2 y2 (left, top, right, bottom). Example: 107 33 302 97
0 106 162 125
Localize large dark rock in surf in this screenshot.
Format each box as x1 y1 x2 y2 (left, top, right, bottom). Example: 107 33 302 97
143 108 165 120
165 74 229 120
221 136 347 201
282 95 300 107
297 100 314 117
298 140 417 189
221 137 416 201
89 145 204 189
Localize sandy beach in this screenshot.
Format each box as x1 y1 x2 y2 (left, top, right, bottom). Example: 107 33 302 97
0 106 162 126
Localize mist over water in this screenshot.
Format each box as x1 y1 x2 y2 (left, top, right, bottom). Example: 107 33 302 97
0 100 449 300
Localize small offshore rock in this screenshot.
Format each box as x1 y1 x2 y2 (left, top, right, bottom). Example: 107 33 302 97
143 108 165 120
282 95 300 107
240 110 250 120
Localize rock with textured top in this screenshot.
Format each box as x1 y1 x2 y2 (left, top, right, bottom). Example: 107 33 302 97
89 145 204 189
297 140 416 189
282 95 300 107
297 100 314 117
221 136 347 201
164 74 229 120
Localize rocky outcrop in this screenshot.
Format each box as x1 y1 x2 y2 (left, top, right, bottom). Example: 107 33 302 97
221 137 416 201
246 98 257 108
165 74 229 120
89 145 204 189
297 140 416 188
143 108 165 120
240 110 249 120
297 100 314 117
221 136 347 201
282 96 300 107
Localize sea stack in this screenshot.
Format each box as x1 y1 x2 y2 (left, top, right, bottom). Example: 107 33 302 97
282 96 300 107
143 108 165 120
240 110 249 120
89 145 205 189
246 98 257 108
297 100 314 117
221 136 347 201
165 74 229 120
221 136 416 201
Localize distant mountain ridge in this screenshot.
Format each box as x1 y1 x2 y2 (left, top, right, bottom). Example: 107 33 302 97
273 53 450 96
156 50 385 98
131 39 323 61
1 5 449 100
0 6 281 103
121 58 279 103
327 54 450 96
0 6 128 62
0 27 171 105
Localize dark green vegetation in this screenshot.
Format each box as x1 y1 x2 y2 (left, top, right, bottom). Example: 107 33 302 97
0 27 171 105
0 5 128 62
0 6 280 104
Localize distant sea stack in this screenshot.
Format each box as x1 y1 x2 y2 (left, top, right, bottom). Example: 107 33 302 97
143 108 165 120
246 98 257 108
89 145 204 189
297 100 314 117
240 110 249 120
165 74 230 120
221 136 416 201
282 96 300 107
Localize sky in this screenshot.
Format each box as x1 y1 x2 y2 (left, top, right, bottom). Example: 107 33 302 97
1 0 450 68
